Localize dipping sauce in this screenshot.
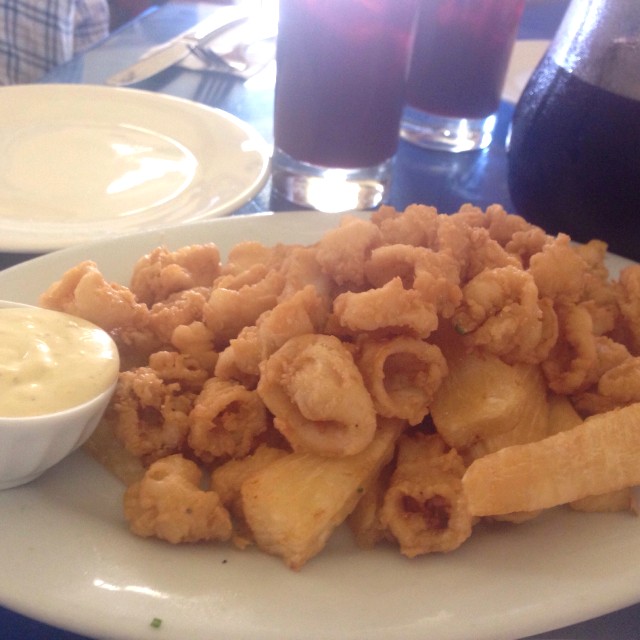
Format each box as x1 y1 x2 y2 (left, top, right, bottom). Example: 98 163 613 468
0 307 119 417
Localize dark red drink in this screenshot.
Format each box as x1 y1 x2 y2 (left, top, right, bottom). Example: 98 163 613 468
274 0 418 169
507 55 640 260
407 0 524 119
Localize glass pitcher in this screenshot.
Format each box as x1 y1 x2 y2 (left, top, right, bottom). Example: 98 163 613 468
507 0 640 260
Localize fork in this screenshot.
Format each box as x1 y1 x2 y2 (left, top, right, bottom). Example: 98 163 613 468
194 70 238 106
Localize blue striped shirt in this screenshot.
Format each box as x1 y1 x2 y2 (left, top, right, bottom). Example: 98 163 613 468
0 0 109 84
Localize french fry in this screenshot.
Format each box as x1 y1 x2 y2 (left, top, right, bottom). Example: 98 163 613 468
570 488 637 513
241 417 404 569
546 393 583 435
464 362 549 461
544 395 635 513
430 329 549 458
347 462 393 550
486 398 569 523
462 402 640 516
211 444 289 548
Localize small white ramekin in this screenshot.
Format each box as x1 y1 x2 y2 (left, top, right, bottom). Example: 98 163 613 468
0 301 119 490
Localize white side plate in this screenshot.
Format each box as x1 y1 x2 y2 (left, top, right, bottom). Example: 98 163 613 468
0 85 270 253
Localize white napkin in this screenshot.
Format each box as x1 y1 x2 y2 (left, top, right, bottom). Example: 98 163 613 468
502 39 550 103
180 17 276 80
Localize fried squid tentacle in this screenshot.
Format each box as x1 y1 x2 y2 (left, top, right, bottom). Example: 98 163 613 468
215 284 330 386
124 454 232 544
616 264 640 354
454 265 556 364
542 302 598 394
113 367 194 465
333 277 439 338
129 244 221 306
315 214 382 287
203 266 285 348
39 260 149 332
364 244 462 318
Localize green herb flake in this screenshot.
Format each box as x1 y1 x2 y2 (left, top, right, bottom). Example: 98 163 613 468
150 617 162 629
454 324 467 335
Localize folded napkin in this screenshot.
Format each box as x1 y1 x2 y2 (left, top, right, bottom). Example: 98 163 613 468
501 39 549 103
179 17 276 80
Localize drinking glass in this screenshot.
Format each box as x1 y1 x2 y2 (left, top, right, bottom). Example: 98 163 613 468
400 0 525 152
271 0 418 212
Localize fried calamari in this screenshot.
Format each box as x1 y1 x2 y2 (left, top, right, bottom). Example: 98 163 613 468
38 202 640 569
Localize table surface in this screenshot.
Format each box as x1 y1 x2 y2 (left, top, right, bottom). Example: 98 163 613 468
2 2 640 638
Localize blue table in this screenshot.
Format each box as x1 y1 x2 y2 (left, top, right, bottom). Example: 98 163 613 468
3 2 640 638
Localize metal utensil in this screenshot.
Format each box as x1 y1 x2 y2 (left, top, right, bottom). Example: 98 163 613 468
106 10 249 86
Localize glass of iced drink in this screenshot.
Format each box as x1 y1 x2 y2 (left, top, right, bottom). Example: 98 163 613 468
400 0 525 152
271 0 418 212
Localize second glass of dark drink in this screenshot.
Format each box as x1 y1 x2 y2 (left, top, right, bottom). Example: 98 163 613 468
400 0 524 152
271 0 418 212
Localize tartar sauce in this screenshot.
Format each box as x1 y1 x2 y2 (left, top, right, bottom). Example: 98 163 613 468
0 306 119 417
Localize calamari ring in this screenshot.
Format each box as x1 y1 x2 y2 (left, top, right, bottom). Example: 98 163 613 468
188 377 268 462
380 434 472 557
357 336 447 426
257 334 377 457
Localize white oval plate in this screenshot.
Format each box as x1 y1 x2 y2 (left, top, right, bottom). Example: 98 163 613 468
0 84 270 253
0 211 639 640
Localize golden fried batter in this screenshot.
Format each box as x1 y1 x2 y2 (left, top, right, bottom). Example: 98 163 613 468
124 454 232 543
57 201 640 569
